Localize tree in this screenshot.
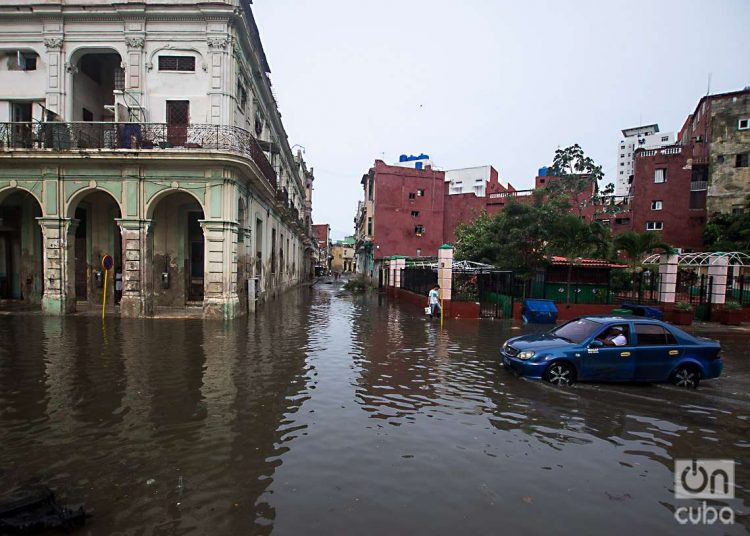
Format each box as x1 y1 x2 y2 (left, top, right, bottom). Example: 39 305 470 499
703 196 750 253
455 200 558 277
545 143 615 216
613 231 674 295
547 215 611 303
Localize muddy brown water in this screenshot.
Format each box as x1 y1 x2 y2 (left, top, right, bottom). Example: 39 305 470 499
1 285 748 535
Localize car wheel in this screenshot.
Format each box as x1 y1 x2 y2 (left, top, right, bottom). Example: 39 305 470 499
672 365 700 389
544 362 575 386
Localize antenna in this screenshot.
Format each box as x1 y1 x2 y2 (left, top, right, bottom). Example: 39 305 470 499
706 73 712 96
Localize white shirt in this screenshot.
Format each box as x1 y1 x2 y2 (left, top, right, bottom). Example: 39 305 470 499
428 289 439 305
608 334 627 346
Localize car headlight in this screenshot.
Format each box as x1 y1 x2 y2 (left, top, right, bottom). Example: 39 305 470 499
518 351 536 360
502 341 509 351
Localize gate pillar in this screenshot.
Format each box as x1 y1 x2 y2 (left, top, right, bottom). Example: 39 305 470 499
708 256 728 305
438 245 453 301
393 257 406 288
658 254 678 303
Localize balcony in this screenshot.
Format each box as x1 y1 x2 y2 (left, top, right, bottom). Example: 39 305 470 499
690 181 708 191
0 121 277 189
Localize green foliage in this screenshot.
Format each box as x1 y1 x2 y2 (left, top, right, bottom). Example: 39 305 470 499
343 278 367 292
723 302 742 312
546 143 615 216
455 200 559 278
703 200 750 253
674 301 694 312
613 231 674 272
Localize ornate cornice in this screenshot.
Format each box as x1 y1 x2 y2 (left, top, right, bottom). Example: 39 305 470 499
43 37 63 50
207 35 231 50
125 36 144 49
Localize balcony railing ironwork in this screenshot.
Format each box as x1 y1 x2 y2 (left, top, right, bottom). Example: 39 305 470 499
0 121 277 189
690 181 708 191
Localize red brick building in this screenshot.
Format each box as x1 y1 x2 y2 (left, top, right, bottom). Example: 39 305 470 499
311 223 330 272
610 88 750 251
354 161 528 270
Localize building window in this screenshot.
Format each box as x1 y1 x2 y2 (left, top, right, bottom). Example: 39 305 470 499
619 171 623 175
411 210 420 217
739 118 749 130
646 221 663 231
651 200 662 210
417 189 425 197
620 162 624 166
237 81 247 110
736 153 749 168
414 225 424 236
654 168 666 183
661 136 669 142
7 52 37 71
620 154 625 158
367 217 372 236
416 248 422 257
159 56 196 72
408 192 416 200
615 218 630 225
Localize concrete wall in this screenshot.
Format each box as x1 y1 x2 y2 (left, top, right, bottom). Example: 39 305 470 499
707 94 750 214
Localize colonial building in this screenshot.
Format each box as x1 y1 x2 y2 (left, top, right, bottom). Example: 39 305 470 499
311 223 330 274
331 236 355 273
0 0 316 318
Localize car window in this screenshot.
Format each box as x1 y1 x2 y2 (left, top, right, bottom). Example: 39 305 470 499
635 324 673 346
550 319 600 343
594 324 631 346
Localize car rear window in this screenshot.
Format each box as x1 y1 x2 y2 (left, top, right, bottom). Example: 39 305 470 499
635 324 677 346
550 319 600 343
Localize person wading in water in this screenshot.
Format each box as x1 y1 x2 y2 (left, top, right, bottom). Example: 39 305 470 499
428 285 441 319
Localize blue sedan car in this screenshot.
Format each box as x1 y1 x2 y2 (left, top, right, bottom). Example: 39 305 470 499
501 316 722 388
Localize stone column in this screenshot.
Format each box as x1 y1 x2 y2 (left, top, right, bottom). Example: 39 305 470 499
658 254 679 304
200 220 241 319
117 219 152 317
437 245 454 301
708 256 728 305
37 217 76 315
393 257 406 288
206 35 232 125
43 37 64 118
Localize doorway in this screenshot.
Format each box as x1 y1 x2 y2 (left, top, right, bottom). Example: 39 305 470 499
187 212 204 302
166 100 189 146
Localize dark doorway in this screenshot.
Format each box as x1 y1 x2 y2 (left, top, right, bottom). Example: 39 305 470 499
74 208 88 300
166 100 189 146
10 102 32 148
187 212 204 302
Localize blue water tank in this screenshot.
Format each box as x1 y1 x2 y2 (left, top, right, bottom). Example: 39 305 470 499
399 154 408 162
415 162 423 170
538 166 548 177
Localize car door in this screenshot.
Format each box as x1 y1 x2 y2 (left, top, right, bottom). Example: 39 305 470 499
582 323 636 381
633 323 681 381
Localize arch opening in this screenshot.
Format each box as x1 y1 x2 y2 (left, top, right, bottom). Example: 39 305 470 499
72 50 123 122
0 190 44 306
150 191 205 307
69 190 123 305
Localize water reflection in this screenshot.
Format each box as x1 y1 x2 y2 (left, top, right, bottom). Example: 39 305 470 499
0 288 748 534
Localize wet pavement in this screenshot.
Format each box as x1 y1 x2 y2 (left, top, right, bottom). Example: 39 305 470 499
1 283 749 535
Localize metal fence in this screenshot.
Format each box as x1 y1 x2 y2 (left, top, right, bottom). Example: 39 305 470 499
400 267 437 297
0 121 277 189
613 270 661 305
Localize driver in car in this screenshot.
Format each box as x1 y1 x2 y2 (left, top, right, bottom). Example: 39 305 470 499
598 326 628 347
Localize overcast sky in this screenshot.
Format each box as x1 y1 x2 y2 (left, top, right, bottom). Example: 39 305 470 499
253 0 750 240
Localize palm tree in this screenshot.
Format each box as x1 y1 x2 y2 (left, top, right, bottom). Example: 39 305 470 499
549 215 611 304
613 231 674 298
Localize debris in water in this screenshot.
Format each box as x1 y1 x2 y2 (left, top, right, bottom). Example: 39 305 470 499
0 487 88 534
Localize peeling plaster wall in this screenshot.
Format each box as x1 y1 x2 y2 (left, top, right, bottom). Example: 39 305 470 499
151 193 202 307
708 95 750 214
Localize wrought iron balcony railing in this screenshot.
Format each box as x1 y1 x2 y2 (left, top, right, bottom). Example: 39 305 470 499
0 121 277 189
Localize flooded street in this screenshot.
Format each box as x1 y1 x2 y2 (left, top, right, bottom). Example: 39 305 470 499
1 283 749 535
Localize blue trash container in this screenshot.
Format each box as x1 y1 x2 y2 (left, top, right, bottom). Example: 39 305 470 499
522 299 558 324
620 303 664 320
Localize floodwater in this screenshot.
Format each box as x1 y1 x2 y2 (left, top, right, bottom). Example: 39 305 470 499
1 283 749 535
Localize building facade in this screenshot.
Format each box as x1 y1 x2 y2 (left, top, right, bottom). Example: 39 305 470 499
0 0 315 318
616 124 674 196
311 223 330 274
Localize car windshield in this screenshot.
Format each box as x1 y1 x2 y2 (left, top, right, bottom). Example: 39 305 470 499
550 319 601 344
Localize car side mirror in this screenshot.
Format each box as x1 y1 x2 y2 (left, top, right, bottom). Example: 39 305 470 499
589 340 603 348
